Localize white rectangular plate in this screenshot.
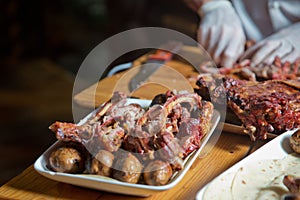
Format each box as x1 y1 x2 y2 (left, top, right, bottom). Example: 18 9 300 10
34 99 220 197
196 129 298 200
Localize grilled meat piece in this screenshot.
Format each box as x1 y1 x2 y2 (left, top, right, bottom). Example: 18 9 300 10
122 91 213 170
154 129 185 170
199 57 300 81
49 91 145 153
225 79 300 140
196 76 300 140
49 90 214 185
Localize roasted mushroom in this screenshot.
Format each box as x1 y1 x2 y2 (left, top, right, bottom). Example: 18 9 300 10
112 152 143 184
143 160 173 186
49 146 85 173
290 130 300 154
87 150 114 176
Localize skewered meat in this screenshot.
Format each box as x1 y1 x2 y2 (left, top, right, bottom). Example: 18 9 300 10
49 146 85 173
143 160 173 186
196 76 300 140
112 152 143 184
290 130 300 154
87 150 114 176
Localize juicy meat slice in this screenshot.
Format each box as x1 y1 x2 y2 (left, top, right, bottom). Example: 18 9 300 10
199 57 300 81
163 92 202 115
177 118 201 156
196 76 300 140
177 101 214 156
108 103 145 131
49 122 83 143
49 90 215 182
154 129 185 170
49 91 142 152
137 104 167 136
225 78 300 140
122 104 167 158
122 129 154 155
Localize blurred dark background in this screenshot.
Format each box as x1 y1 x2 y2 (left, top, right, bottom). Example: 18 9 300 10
0 0 198 185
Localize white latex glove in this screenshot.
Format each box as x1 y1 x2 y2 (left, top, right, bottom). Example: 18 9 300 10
197 1 246 67
182 0 210 13
240 22 300 66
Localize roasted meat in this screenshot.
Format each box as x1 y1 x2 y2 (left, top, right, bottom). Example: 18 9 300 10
121 91 213 170
200 57 300 81
196 76 300 140
49 92 145 153
49 91 214 185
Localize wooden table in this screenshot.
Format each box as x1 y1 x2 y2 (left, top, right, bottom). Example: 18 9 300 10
0 47 262 200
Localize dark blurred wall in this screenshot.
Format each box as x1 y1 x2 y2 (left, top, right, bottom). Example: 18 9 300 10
1 0 198 73
0 0 199 186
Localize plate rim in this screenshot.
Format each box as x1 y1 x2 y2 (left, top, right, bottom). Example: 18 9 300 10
34 98 221 196
195 128 298 200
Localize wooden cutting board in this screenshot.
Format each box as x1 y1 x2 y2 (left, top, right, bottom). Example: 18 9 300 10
73 46 279 140
73 46 204 108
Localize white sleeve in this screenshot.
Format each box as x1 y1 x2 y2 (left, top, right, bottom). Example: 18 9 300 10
231 0 264 41
268 0 300 31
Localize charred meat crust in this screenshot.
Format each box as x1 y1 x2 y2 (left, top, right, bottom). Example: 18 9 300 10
49 91 214 185
196 75 300 140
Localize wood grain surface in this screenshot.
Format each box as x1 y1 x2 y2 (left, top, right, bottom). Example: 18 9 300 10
0 133 252 200
73 46 202 108
0 46 262 200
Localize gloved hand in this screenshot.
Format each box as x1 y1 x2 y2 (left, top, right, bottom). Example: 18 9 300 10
240 22 300 66
197 0 246 67
182 0 210 13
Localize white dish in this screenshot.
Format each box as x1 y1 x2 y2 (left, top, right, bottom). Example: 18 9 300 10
34 99 220 197
196 129 298 200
